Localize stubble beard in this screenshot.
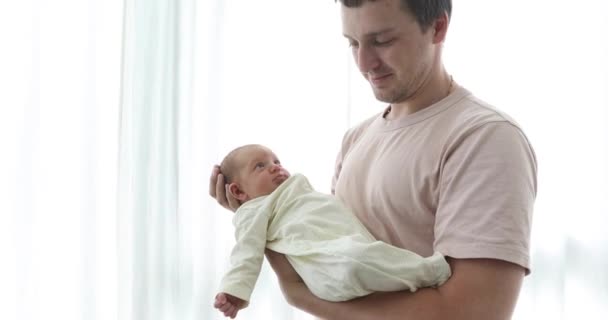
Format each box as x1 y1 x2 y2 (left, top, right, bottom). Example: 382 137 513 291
371 65 428 104
372 82 411 104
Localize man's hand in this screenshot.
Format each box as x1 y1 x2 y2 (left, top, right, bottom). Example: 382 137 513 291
264 249 309 305
265 249 302 283
214 292 247 319
209 165 241 212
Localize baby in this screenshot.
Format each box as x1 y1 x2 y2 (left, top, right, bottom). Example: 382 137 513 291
214 144 451 318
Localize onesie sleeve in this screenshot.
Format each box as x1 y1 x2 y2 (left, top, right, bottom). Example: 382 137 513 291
218 203 271 303
434 121 537 273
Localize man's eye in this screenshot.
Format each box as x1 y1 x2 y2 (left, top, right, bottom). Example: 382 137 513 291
373 38 393 46
348 41 359 48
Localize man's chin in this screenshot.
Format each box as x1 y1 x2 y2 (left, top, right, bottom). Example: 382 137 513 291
372 91 396 104
372 89 408 104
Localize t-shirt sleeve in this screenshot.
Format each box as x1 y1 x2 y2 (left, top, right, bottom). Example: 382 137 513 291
332 128 352 195
332 116 377 195
218 204 271 303
434 121 537 273
331 148 344 196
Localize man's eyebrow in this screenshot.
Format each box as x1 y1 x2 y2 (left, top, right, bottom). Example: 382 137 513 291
367 28 395 37
343 28 395 40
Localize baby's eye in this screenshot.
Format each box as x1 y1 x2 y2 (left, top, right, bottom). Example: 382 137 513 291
274 160 281 165
255 162 265 169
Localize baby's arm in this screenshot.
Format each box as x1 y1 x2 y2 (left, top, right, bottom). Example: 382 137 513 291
214 292 246 319
216 204 272 315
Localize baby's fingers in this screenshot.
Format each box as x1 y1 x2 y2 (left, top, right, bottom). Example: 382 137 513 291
214 293 227 309
219 301 233 314
224 305 237 318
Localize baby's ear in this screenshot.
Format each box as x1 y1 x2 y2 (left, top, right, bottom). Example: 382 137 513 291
228 183 248 202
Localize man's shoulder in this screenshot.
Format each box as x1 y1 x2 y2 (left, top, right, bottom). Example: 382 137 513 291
427 90 529 149
449 90 522 129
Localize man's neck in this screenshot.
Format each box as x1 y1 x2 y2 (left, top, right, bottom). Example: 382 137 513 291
384 72 453 120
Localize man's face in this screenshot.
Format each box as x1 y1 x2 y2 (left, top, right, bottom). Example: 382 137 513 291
341 0 437 104
236 146 290 200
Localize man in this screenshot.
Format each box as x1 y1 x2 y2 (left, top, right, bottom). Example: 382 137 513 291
210 0 537 319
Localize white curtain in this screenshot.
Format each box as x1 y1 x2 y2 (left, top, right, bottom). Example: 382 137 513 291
191 1 350 319
444 1 608 318
2 0 607 320
0 0 123 319
119 0 347 319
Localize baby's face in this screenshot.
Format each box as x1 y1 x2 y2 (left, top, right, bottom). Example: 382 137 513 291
235 146 290 200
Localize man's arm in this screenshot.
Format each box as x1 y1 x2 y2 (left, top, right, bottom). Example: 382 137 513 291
266 251 524 320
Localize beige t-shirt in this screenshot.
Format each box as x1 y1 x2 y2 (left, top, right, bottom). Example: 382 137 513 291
333 86 537 273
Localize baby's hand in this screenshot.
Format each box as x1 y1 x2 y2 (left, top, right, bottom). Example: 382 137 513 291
214 292 246 319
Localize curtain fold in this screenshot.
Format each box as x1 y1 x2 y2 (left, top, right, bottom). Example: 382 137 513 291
118 0 185 319
1 1 123 319
119 0 349 318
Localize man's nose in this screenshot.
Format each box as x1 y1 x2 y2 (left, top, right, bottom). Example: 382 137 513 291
355 46 380 74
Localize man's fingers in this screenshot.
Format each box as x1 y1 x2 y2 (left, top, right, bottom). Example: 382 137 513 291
209 165 239 212
209 165 220 198
215 173 229 208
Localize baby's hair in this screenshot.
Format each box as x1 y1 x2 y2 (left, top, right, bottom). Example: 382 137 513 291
220 144 262 184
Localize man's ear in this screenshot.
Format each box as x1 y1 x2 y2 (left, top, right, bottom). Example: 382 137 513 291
228 183 248 202
431 12 449 44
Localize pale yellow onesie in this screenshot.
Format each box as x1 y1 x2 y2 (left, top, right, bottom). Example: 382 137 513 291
218 174 451 303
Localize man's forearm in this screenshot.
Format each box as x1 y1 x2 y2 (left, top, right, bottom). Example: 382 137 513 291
289 284 444 320
286 258 524 320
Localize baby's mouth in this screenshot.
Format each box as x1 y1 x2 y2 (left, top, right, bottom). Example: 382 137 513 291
273 174 288 184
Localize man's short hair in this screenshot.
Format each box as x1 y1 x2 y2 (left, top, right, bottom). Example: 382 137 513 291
336 0 452 32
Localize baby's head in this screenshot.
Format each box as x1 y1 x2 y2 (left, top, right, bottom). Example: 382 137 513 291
220 144 290 203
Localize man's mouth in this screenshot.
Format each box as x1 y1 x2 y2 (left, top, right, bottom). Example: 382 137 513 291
369 73 392 86
371 73 391 80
